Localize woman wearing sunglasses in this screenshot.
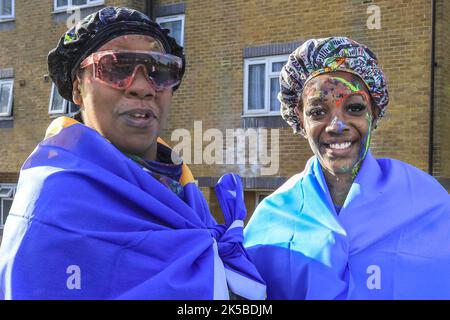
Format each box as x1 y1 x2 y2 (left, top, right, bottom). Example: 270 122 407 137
244 37 450 299
0 7 265 300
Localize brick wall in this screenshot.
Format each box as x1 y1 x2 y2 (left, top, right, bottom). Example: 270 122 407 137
435 0 450 181
0 171 18 183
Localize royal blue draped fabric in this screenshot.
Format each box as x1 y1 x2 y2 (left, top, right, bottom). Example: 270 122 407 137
244 151 450 299
0 118 266 300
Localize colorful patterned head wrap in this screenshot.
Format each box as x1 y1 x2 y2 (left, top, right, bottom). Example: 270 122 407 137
48 6 185 103
279 37 389 134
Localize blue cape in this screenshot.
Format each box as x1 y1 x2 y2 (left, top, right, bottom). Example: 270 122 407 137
0 117 266 300
244 151 450 299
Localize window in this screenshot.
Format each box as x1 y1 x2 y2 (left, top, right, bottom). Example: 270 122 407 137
255 192 270 208
54 0 103 10
0 79 13 117
49 83 80 116
0 184 15 228
244 55 288 116
0 0 14 19
156 15 185 46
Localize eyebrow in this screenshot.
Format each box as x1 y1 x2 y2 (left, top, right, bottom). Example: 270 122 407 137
305 96 327 106
335 91 369 107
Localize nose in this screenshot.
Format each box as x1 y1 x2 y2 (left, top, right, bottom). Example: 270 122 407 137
124 65 156 99
326 115 349 134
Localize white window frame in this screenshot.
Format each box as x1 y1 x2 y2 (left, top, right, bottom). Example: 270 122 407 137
243 55 288 116
48 83 66 114
0 184 16 229
48 83 80 116
53 0 104 12
156 14 185 46
0 79 13 117
0 0 14 20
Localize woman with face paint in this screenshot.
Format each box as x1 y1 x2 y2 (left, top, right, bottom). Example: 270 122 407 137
244 37 450 299
0 7 266 300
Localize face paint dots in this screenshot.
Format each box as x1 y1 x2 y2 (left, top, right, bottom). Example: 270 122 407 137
330 117 347 134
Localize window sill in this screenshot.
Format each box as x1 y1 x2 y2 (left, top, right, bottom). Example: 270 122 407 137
52 3 105 24
0 117 13 128
52 2 105 14
49 113 67 118
0 18 15 23
241 113 281 118
241 114 288 129
0 19 15 31
197 176 287 189
49 113 79 119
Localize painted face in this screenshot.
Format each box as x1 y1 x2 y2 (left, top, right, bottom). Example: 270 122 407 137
73 34 172 160
298 71 377 177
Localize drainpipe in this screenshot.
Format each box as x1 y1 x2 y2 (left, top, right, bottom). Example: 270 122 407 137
146 0 154 20
429 0 436 175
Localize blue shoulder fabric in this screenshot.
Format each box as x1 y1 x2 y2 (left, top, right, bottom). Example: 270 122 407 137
244 152 450 299
0 122 265 300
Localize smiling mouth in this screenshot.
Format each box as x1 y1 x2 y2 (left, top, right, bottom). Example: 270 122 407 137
326 141 352 150
322 141 356 155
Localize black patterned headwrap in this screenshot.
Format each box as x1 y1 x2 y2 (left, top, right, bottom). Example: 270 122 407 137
48 6 185 103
